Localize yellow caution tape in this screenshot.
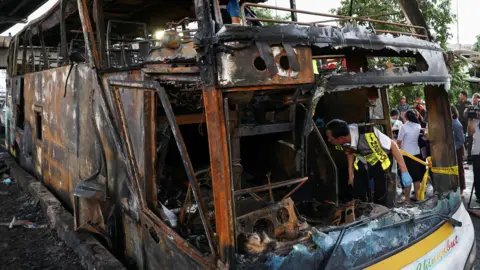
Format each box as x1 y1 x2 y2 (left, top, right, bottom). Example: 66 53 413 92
400 150 458 200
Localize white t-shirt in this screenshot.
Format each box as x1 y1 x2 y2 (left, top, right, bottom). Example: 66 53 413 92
392 120 403 131
397 121 421 156
472 119 480 155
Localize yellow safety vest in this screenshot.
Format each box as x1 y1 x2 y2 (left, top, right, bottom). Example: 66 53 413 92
335 132 391 171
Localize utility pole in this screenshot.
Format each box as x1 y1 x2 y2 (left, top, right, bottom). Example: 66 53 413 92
456 0 460 49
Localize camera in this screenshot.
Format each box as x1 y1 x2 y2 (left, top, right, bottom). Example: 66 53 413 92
467 106 479 120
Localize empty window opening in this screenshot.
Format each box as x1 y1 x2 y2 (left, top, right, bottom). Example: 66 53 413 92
16 78 25 129
35 111 42 140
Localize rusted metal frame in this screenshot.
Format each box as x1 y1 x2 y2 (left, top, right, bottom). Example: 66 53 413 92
281 178 308 201
158 112 237 125
109 85 147 211
77 0 100 68
424 85 458 192
60 0 68 65
240 2 427 34
234 177 308 196
222 84 307 92
233 123 293 137
224 96 239 249
95 78 213 266
245 17 319 26
203 88 235 265
154 85 218 258
149 74 201 83
196 0 235 264
108 80 218 258
28 28 34 72
12 35 19 76
93 0 106 69
144 91 157 208
141 210 214 266
37 25 49 70
22 31 28 74
312 12 401 24
289 0 297 22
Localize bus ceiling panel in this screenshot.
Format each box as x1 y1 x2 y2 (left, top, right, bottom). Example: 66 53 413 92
0 0 50 33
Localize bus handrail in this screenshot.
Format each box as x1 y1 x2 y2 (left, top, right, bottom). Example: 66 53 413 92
240 2 428 39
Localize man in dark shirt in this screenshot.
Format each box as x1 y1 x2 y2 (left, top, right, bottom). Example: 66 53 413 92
456 90 471 134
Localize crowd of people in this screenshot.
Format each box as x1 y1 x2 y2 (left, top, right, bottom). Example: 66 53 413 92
323 91 479 205
390 91 473 202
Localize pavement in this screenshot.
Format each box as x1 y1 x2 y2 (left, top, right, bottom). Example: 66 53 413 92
462 164 480 267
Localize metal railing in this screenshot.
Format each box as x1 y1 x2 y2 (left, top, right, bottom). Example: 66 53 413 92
240 3 428 39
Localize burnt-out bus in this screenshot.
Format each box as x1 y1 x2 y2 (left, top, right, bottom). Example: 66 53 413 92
5 0 475 269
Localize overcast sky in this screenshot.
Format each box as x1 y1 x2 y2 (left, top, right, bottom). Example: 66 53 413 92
1 0 478 45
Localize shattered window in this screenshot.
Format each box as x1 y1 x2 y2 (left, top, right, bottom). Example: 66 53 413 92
255 191 461 270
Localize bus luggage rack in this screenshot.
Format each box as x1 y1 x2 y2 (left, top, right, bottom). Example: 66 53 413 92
240 2 429 39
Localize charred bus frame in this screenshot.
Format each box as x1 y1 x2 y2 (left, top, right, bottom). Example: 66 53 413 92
4 0 461 269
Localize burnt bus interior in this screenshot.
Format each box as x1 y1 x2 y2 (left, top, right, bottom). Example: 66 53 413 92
6 0 457 269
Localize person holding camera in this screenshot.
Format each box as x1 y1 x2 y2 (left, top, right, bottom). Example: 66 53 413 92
468 93 480 202
414 98 427 127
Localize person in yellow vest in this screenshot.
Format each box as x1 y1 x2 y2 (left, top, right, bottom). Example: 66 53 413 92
325 119 413 205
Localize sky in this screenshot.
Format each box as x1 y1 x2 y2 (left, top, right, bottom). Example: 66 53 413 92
1 0 479 45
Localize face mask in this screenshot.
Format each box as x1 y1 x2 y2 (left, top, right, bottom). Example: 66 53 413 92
391 119 397 125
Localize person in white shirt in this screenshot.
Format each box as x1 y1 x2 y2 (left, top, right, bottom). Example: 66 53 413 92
325 119 412 205
397 110 425 202
391 109 403 140
468 93 480 202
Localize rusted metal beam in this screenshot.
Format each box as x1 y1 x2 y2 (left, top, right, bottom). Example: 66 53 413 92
158 112 237 125
424 85 458 192
37 25 49 70
234 177 308 196
233 123 293 137
108 79 218 257
77 0 100 68
155 84 217 258
60 0 68 65
398 0 431 39
93 0 106 68
202 87 235 265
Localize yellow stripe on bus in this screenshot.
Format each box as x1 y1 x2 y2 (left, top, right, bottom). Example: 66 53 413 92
366 223 453 270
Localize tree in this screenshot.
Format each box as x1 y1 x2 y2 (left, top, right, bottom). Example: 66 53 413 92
250 7 291 26
331 0 468 106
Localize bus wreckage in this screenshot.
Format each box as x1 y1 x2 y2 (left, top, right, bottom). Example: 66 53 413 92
4 0 475 269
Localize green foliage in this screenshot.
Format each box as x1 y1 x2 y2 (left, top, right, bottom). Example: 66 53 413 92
250 7 291 26
473 35 480 52
332 0 467 107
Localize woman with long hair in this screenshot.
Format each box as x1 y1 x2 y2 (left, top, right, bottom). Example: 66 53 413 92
397 109 425 202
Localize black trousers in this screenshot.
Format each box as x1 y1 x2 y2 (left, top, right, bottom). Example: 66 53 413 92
472 155 480 197
353 162 389 205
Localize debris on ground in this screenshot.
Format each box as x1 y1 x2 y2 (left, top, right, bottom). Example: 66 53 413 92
0 165 84 269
